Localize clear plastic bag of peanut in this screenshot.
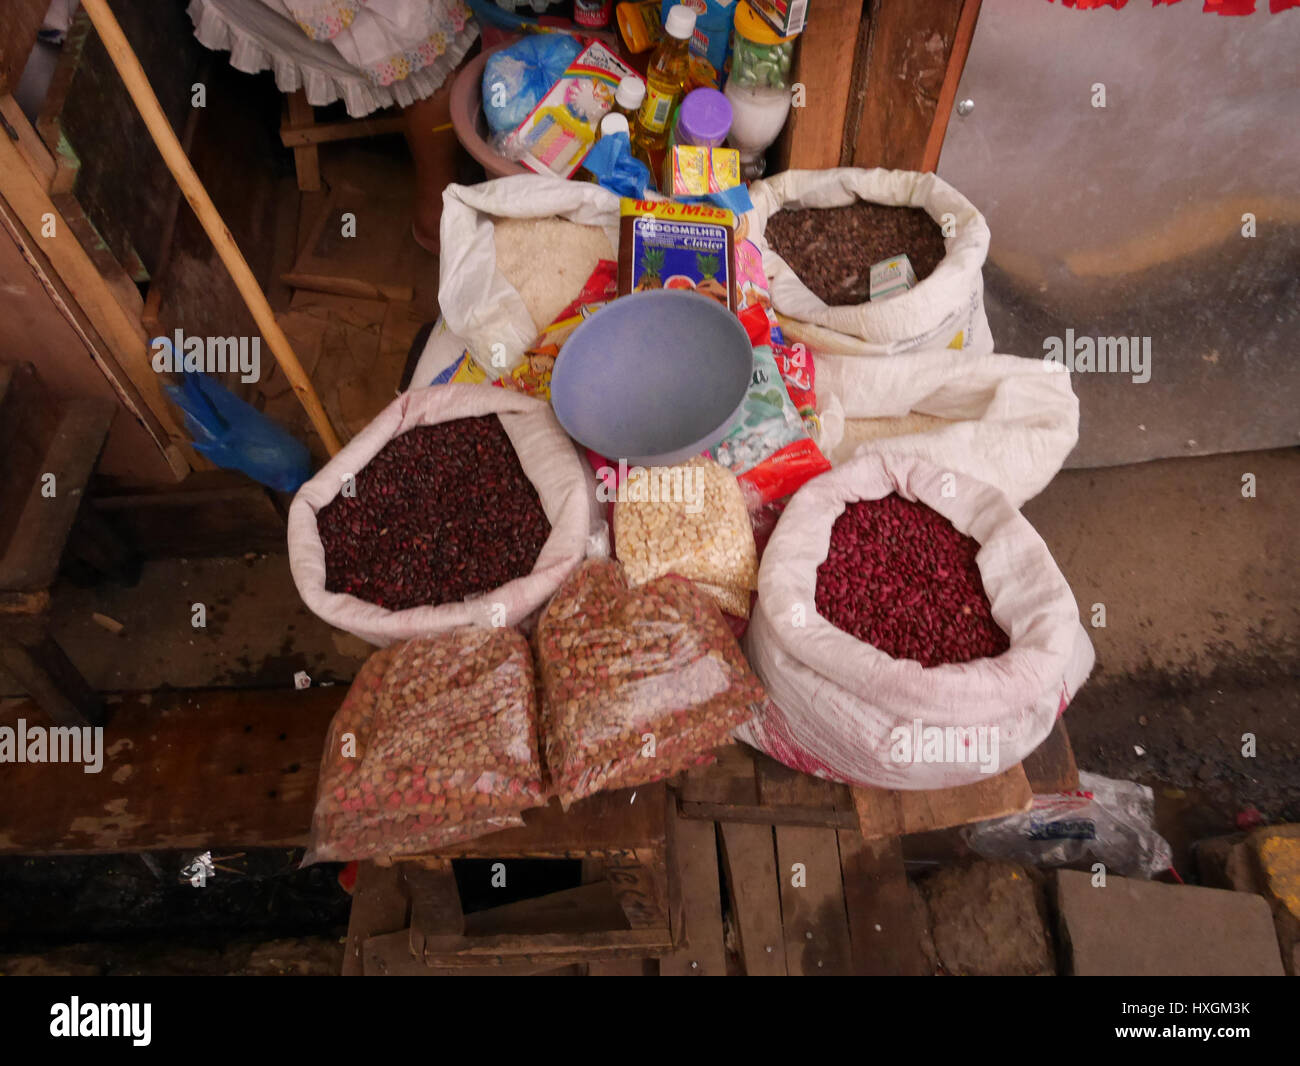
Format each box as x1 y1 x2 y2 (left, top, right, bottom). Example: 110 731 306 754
614 457 759 618
535 559 767 808
304 627 546 863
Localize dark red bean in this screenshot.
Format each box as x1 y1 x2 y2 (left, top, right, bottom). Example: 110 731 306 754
814 494 1009 667
316 416 550 611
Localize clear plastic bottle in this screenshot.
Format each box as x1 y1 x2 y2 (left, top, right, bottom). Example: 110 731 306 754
725 1 796 180
633 5 696 155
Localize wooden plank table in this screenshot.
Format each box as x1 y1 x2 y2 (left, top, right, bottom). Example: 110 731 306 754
0 686 342 853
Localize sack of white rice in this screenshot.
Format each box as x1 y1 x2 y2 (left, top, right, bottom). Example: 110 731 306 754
438 175 620 378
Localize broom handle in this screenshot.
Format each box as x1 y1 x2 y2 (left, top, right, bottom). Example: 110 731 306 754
81 0 343 457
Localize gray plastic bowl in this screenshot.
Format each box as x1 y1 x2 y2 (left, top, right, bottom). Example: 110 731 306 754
550 289 753 466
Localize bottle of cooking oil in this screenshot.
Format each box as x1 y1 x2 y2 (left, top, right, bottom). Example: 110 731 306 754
633 5 696 156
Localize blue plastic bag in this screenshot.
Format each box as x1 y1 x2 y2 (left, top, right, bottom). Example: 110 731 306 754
482 34 583 134
164 373 313 492
580 132 652 198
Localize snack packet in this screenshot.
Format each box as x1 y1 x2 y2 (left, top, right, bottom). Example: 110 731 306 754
498 259 618 401
618 199 736 310
711 344 831 506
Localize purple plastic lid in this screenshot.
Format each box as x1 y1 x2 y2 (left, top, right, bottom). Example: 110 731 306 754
675 88 733 147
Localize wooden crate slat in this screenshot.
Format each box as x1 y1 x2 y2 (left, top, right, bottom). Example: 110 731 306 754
853 763 1033 841
1022 718 1079 794
719 822 788 976
772 824 854 976
395 783 668 860
363 931 578 976
421 929 672 967
659 812 727 976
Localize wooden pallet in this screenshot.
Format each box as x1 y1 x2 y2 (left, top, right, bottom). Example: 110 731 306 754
662 724 1078 976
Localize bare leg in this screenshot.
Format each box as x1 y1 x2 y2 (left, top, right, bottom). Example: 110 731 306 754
405 85 457 255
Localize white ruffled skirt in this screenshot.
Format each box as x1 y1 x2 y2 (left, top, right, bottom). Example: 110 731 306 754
188 0 479 117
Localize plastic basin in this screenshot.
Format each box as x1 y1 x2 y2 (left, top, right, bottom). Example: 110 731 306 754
550 290 753 466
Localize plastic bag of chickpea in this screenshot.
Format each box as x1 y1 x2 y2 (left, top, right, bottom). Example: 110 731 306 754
304 627 547 863
613 457 759 618
535 559 767 808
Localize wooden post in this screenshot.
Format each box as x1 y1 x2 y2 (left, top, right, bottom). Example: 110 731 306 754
80 0 342 457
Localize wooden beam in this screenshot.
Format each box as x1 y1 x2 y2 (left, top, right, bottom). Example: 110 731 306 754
774 0 864 171
837 832 929 975
392 783 668 860
80 0 342 456
280 113 406 149
420 929 672 967
719 822 787 975
0 138 192 472
405 863 464 957
853 763 1033 840
659 811 727 976
284 90 322 192
758 760 854 976
1022 718 1079 794
0 95 56 186
852 0 966 172
921 0 982 173
679 799 858 829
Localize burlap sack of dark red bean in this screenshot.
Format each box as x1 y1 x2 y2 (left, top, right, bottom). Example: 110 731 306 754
741 452 1096 790
535 559 768 809
303 626 546 863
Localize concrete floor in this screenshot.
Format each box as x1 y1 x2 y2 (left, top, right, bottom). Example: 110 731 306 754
1023 447 1299 677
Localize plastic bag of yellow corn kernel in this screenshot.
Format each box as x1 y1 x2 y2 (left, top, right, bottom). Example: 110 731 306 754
304 627 546 864
613 457 759 618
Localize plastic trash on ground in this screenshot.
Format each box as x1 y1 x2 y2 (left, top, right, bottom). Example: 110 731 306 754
963 770 1174 879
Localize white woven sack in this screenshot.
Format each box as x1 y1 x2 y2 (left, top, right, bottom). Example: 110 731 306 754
438 174 621 377
814 349 1081 508
739 452 1094 789
288 384 595 646
747 167 992 356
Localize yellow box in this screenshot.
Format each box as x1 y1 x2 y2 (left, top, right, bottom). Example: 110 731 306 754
665 146 741 198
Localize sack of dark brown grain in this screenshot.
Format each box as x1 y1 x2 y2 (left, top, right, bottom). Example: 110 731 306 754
746 168 993 357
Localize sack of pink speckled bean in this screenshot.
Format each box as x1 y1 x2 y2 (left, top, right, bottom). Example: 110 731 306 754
303 626 547 864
